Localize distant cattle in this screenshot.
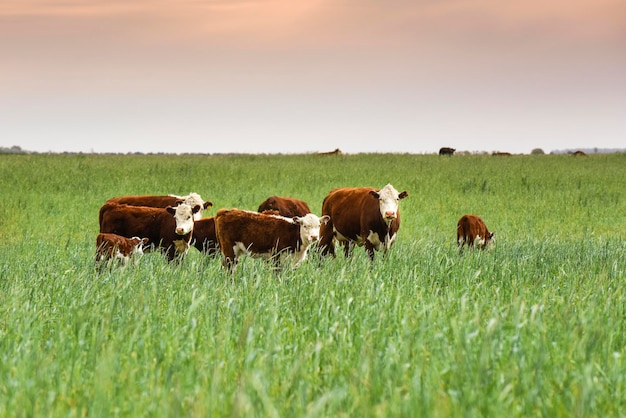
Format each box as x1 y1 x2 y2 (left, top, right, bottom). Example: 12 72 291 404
317 148 342 156
572 150 587 156
257 196 311 218
319 183 408 260
95 233 149 266
492 152 512 156
99 202 201 261
456 214 494 250
439 147 456 156
214 209 330 272
103 192 212 221
192 217 219 256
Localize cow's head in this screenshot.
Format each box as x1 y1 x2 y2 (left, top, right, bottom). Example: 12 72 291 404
130 237 150 256
370 184 408 225
293 214 331 246
167 203 202 235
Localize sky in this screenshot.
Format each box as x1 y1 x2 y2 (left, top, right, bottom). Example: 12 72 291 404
1 0 625 155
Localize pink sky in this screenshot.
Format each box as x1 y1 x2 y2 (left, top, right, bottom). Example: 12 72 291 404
1 0 625 154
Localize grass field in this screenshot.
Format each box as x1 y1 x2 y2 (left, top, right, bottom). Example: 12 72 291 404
0 152 624 417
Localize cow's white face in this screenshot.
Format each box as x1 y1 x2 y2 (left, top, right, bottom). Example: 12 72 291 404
130 237 149 257
295 214 331 246
168 203 201 235
371 183 408 225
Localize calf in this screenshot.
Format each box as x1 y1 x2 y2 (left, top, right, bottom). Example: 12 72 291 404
319 183 408 260
214 208 330 272
95 233 149 265
99 202 201 261
102 192 212 221
192 217 219 256
257 196 311 217
456 214 494 250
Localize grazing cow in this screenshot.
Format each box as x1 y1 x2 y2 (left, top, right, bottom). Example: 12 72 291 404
317 148 342 156
572 150 587 156
192 217 219 256
95 233 149 266
492 152 512 156
103 192 212 221
319 183 408 260
214 209 330 272
99 202 201 261
456 214 494 250
439 147 456 156
257 196 311 218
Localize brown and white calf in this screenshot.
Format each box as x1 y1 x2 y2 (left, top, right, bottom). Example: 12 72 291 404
95 233 149 265
319 183 408 260
99 202 201 261
456 214 494 250
257 196 311 217
102 192 212 221
214 209 330 272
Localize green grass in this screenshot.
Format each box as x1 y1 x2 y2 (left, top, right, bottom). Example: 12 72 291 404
0 152 624 417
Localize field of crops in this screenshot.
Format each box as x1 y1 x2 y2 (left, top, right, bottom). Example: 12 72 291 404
0 152 624 417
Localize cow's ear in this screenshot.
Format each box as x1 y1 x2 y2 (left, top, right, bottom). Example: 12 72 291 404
166 206 176 215
399 191 408 199
192 204 201 213
321 215 331 224
203 201 213 209
369 190 380 199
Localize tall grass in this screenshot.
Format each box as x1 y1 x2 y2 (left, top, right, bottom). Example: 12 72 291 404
0 152 624 417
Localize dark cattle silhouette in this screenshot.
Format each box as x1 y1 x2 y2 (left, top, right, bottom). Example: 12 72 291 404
439 147 456 156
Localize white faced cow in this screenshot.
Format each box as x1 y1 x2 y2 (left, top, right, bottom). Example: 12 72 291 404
214 209 330 273
99 202 201 261
103 192 212 221
319 183 408 260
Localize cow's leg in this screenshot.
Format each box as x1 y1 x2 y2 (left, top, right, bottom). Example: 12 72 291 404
319 222 335 257
364 237 376 260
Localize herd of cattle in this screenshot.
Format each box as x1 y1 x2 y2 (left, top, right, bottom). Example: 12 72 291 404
96 185 494 272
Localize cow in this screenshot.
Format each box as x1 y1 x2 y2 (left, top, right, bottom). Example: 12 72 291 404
95 233 149 266
456 214 494 250
214 208 330 273
99 202 201 261
102 192 212 221
192 217 219 256
319 183 408 260
317 148 342 156
257 196 311 218
572 150 587 156
492 152 512 156
439 147 456 156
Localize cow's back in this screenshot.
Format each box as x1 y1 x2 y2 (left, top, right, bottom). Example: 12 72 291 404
322 187 378 240
258 196 311 218
216 209 299 252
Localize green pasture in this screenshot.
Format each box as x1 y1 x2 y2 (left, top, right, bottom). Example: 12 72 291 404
0 152 624 417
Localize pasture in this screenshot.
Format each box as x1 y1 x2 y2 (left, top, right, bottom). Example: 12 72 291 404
0 152 624 417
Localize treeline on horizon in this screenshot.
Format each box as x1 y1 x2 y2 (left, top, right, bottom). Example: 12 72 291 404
1 144 624 156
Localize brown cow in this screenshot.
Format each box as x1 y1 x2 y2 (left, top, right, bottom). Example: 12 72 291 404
492 152 512 156
572 150 587 156
95 233 149 266
102 192 212 222
192 217 219 256
319 183 408 260
456 214 494 250
257 196 311 217
99 202 201 261
214 209 330 273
